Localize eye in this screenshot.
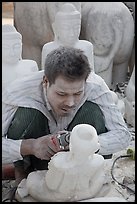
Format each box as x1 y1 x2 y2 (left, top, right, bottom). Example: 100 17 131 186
74 92 82 96
14 43 21 49
2 44 10 49
57 92 66 96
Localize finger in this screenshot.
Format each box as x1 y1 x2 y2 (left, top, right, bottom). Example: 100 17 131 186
57 130 68 134
48 136 61 152
37 147 54 160
41 151 53 160
47 146 56 156
64 145 69 151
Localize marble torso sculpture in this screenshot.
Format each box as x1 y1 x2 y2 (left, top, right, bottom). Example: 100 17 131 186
2 24 39 91
41 3 94 74
16 124 105 202
124 66 135 127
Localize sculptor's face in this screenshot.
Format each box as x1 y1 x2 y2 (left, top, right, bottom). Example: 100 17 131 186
2 38 22 63
57 18 81 45
43 75 85 117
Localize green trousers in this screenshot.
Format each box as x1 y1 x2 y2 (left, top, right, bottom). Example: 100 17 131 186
7 101 108 170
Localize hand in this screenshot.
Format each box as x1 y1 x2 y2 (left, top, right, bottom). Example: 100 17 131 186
56 130 71 151
32 134 62 160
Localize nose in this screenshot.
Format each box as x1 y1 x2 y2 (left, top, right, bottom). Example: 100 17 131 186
10 49 15 57
65 96 75 107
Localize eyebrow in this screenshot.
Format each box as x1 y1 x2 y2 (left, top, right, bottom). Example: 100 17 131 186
56 90 83 94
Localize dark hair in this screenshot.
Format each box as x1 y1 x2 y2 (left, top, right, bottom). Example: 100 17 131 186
44 46 91 85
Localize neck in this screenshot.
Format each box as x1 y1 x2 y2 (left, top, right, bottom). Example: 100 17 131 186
68 152 93 165
56 38 79 47
3 61 19 66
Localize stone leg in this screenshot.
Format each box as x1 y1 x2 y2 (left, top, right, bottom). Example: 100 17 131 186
112 61 128 87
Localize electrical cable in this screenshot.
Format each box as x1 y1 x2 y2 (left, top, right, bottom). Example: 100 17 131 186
110 154 135 194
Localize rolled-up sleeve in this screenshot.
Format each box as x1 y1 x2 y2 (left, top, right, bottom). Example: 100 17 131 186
2 137 23 164
98 129 131 155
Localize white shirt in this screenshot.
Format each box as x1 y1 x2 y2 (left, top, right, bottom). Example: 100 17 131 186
2 70 131 164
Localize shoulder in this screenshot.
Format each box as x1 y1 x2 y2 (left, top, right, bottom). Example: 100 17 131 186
42 42 59 57
19 59 38 66
18 60 39 71
79 40 93 48
2 71 44 102
87 72 108 86
10 70 43 88
85 72 110 98
42 41 56 50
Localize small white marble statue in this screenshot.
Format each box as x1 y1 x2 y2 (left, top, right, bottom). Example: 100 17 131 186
41 3 94 74
124 67 135 127
2 24 39 91
16 124 105 202
110 90 125 117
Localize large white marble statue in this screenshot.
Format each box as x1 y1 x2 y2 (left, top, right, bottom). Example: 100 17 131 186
124 66 135 127
13 2 134 87
41 3 94 74
13 2 81 68
124 2 135 74
16 124 105 202
2 24 39 91
81 2 134 88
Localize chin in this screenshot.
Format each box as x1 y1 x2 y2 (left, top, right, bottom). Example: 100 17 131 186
60 113 68 117
59 111 70 117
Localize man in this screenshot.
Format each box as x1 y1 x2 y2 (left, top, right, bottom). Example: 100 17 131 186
2 46 131 184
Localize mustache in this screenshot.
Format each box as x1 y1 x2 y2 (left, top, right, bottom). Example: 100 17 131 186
62 106 76 109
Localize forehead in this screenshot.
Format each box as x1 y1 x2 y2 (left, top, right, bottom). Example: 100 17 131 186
53 76 85 92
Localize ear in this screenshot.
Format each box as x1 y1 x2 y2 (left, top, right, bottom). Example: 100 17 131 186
43 76 49 85
52 22 58 40
52 22 55 33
